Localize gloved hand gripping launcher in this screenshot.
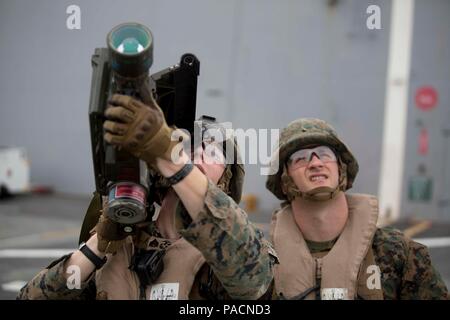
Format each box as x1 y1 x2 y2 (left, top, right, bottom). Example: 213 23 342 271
89 23 200 232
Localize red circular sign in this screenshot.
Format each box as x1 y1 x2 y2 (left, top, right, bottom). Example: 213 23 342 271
415 86 438 111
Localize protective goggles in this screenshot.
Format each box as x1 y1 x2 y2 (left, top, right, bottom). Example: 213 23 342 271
287 145 337 169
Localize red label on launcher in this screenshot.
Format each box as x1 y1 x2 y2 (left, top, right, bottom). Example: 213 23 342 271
114 184 145 203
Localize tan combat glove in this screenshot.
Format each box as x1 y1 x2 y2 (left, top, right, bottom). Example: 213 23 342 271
103 93 184 167
94 197 130 254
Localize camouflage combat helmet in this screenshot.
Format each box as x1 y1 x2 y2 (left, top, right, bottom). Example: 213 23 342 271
266 118 358 201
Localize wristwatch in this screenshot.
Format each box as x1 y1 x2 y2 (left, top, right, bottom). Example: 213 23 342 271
79 242 107 269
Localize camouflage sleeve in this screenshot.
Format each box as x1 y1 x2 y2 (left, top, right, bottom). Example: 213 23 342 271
400 240 448 300
179 180 277 300
17 253 96 300
193 263 275 300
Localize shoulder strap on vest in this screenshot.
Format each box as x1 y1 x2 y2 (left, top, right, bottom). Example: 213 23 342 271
271 205 316 299
318 193 379 299
356 245 384 299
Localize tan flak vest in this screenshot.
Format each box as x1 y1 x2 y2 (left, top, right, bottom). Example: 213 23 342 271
271 193 384 300
95 236 206 300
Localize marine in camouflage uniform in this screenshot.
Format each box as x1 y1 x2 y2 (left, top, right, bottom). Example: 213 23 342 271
265 118 448 300
17 97 276 300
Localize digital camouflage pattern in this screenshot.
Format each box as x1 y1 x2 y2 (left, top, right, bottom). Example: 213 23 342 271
372 227 448 300
17 181 276 300
179 180 277 299
16 253 96 300
17 115 270 300
266 118 359 200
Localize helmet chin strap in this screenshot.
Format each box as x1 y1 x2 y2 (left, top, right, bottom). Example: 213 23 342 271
281 158 348 202
301 186 341 201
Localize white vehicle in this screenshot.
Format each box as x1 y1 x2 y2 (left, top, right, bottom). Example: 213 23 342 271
0 147 30 197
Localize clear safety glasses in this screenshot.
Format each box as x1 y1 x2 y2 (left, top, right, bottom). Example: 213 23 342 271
287 145 337 169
